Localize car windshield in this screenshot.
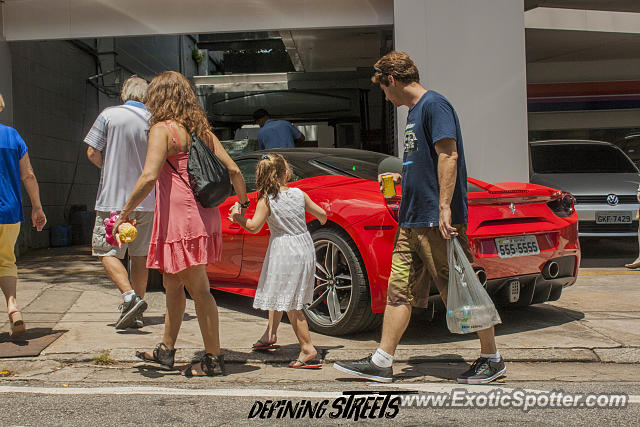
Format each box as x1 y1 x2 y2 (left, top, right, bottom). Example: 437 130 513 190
310 155 403 180
467 183 485 192
308 154 486 194
530 144 638 174
618 136 640 162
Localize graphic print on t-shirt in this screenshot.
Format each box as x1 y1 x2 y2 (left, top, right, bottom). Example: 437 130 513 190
404 123 418 155
397 90 468 228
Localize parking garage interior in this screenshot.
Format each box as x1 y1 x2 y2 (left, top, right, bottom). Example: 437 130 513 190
1 0 639 253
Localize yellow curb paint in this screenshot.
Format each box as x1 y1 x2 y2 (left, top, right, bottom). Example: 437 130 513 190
580 271 640 276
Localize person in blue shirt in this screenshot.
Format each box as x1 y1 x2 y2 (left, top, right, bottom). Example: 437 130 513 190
0 93 47 339
253 109 305 150
334 51 504 385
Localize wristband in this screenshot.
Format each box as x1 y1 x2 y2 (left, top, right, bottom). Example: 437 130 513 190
239 200 250 209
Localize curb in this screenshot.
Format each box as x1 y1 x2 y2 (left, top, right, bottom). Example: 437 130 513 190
34 346 640 365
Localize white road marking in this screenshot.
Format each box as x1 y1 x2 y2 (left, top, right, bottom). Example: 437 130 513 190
0 384 637 404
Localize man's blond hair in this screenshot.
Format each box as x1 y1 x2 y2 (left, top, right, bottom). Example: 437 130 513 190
121 76 148 102
0 93 5 113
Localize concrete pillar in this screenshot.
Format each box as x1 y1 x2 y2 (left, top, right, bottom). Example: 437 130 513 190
0 6 13 127
394 0 529 183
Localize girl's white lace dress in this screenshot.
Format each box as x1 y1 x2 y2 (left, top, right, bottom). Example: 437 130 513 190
253 187 315 311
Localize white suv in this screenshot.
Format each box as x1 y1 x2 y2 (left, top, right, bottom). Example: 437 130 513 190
529 140 640 237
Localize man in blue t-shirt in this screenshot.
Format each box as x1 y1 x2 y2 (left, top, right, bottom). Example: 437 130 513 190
253 109 305 150
334 52 504 385
0 93 47 339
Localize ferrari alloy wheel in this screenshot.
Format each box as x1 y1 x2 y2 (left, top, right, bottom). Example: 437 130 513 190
304 228 380 336
308 239 353 325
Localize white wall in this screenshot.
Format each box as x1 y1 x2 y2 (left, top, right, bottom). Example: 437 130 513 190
394 0 529 183
525 7 640 34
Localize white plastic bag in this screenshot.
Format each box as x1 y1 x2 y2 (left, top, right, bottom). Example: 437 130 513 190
446 236 501 334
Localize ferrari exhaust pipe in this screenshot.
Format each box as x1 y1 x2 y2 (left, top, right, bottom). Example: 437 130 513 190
475 269 487 287
542 261 560 279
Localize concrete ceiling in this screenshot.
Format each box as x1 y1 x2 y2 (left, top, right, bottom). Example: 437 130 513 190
525 0 640 13
289 28 391 72
526 28 640 62
198 27 392 74
195 3 640 74
203 24 639 73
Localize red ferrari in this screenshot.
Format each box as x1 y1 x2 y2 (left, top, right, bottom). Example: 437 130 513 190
208 148 580 336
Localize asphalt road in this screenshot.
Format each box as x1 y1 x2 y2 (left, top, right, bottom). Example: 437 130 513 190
0 380 638 426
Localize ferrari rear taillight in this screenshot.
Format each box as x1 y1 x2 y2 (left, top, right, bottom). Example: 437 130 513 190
385 196 401 222
547 191 575 218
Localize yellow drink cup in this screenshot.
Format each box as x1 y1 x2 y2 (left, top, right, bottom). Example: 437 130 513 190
381 174 396 198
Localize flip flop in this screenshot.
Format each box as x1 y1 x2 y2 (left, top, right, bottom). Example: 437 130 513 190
252 339 280 351
625 262 640 269
290 359 323 369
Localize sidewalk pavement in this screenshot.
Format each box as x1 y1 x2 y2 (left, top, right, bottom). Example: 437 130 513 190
1 246 639 366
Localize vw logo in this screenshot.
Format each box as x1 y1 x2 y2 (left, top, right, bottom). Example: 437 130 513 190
606 194 619 206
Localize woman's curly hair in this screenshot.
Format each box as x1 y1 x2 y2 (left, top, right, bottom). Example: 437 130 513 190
145 71 211 142
256 153 291 202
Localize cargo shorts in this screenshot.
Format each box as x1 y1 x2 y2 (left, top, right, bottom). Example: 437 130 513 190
386 225 473 308
91 210 154 259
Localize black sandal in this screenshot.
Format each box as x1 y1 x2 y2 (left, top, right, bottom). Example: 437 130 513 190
135 343 176 370
183 353 225 377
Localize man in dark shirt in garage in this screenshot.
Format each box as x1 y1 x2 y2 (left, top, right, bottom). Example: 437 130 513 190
334 51 504 384
253 109 305 150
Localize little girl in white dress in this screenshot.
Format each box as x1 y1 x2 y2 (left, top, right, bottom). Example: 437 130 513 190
230 153 327 368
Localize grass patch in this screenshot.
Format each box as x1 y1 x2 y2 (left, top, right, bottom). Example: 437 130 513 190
92 350 116 366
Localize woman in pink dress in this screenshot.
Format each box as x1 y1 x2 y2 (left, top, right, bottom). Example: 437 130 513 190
114 71 249 376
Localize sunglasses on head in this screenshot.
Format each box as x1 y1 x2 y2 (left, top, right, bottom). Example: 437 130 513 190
373 65 384 73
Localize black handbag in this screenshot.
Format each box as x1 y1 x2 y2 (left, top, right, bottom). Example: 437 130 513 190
167 133 233 208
